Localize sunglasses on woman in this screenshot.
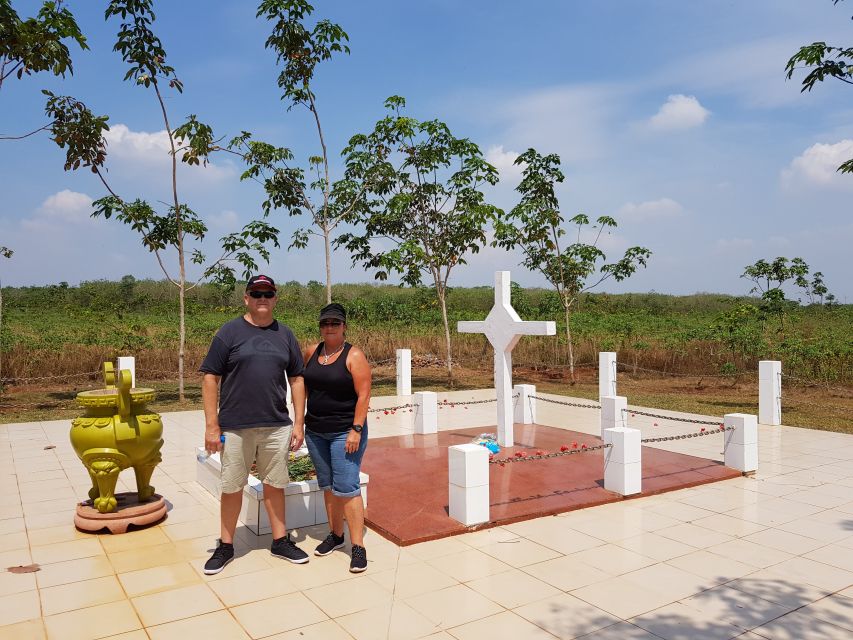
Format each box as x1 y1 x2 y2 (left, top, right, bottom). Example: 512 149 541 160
319 320 343 327
248 291 275 299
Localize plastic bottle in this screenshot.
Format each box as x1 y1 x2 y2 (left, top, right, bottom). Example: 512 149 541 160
197 434 226 462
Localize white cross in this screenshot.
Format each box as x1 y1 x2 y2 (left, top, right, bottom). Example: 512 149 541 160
458 271 556 446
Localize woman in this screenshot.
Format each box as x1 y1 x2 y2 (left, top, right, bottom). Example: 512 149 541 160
302 302 372 573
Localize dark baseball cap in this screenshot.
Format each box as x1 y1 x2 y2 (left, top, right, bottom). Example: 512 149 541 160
246 275 276 291
319 303 346 322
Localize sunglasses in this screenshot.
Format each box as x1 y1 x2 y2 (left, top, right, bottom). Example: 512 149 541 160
248 291 275 299
319 320 343 327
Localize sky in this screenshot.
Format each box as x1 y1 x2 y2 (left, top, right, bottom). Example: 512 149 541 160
1 0 852 301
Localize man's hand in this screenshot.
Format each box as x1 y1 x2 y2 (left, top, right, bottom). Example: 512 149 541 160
290 423 305 452
204 425 223 454
345 430 361 454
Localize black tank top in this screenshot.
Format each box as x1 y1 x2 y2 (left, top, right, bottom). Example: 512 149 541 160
304 342 358 434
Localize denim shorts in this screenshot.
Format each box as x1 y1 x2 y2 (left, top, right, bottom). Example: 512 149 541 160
304 425 368 498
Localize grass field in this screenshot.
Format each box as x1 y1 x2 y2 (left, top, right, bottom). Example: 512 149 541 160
0 279 850 432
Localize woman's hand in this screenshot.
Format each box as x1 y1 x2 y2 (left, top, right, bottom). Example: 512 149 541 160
345 429 361 454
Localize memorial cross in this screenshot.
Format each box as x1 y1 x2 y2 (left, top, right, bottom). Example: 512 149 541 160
458 271 556 446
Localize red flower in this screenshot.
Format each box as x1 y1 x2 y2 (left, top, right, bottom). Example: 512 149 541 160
581 444 588 449
700 428 706 432
653 422 658 427
572 442 578 449
560 445 569 452
384 410 389 415
536 450 546 455
631 413 636 417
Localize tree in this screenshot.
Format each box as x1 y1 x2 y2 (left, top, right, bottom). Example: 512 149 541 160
493 148 651 382
741 257 834 331
223 0 350 304
786 0 853 173
336 96 502 381
45 0 279 400
0 0 86 92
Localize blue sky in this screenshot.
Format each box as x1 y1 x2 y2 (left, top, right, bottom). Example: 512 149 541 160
2 1 852 300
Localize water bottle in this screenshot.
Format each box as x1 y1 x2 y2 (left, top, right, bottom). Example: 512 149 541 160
197 434 225 462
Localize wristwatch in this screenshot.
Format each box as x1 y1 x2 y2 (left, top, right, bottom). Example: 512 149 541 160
351 424 363 433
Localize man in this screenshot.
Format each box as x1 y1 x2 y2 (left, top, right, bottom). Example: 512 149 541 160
200 274 309 574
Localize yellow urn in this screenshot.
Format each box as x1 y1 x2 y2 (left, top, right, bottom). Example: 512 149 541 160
70 362 163 513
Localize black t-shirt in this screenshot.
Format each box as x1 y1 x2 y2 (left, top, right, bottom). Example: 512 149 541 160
199 316 304 429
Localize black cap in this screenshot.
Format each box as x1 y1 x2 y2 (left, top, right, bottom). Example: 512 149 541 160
246 275 276 291
319 303 346 322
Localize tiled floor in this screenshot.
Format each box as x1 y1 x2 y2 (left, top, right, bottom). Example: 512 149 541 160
0 389 850 639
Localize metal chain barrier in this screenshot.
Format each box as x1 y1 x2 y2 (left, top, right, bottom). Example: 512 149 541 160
622 408 723 426
490 442 611 465
439 397 499 407
367 403 414 413
640 425 734 444
531 394 601 410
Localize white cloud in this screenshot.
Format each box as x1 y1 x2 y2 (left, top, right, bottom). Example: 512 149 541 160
485 145 526 182
104 124 172 162
617 197 684 221
782 139 853 188
648 95 710 131
21 189 95 231
714 237 754 254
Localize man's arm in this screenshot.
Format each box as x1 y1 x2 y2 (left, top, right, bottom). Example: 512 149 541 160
202 373 223 453
289 375 306 451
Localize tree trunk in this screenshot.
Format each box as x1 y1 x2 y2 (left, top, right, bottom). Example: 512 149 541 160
437 285 453 386
324 225 332 304
564 304 576 384
178 275 186 402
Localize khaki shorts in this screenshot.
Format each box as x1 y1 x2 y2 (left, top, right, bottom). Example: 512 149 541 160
220 425 293 494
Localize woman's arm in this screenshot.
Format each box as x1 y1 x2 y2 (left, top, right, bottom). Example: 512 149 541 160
346 346 372 453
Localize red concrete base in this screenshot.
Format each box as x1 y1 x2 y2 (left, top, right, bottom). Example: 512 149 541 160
75 493 167 534
362 424 741 545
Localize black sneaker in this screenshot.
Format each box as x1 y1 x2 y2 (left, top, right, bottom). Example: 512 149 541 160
203 540 234 575
350 544 367 573
314 532 345 556
270 534 309 564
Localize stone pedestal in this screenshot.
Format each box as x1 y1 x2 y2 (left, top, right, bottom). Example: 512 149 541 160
600 395 628 438
414 391 437 434
599 352 617 403
513 384 536 424
759 360 782 425
75 492 166 534
603 427 642 496
396 349 412 396
448 444 489 526
724 413 758 474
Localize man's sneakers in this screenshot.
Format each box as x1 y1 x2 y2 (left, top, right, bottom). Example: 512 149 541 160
270 534 309 564
314 531 345 556
203 540 234 575
350 544 367 573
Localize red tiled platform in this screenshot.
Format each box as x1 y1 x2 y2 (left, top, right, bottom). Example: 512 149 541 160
361 424 741 545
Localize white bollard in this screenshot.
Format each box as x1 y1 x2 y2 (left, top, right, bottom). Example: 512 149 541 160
396 348 412 396
448 443 490 526
116 356 136 388
724 413 758 474
600 395 627 438
758 361 782 426
414 391 437 434
599 352 617 403
603 426 642 496
513 384 536 424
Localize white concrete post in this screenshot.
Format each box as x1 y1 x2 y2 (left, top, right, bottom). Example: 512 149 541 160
448 443 489 526
603 425 642 496
116 356 136 388
599 352 617 402
758 360 782 426
600 395 627 438
513 384 536 424
414 391 437 434
396 348 412 396
724 413 758 474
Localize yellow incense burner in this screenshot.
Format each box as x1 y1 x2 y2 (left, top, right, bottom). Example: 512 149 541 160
70 363 163 513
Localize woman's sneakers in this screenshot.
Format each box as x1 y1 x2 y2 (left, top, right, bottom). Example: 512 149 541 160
350 545 367 573
315 531 345 556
